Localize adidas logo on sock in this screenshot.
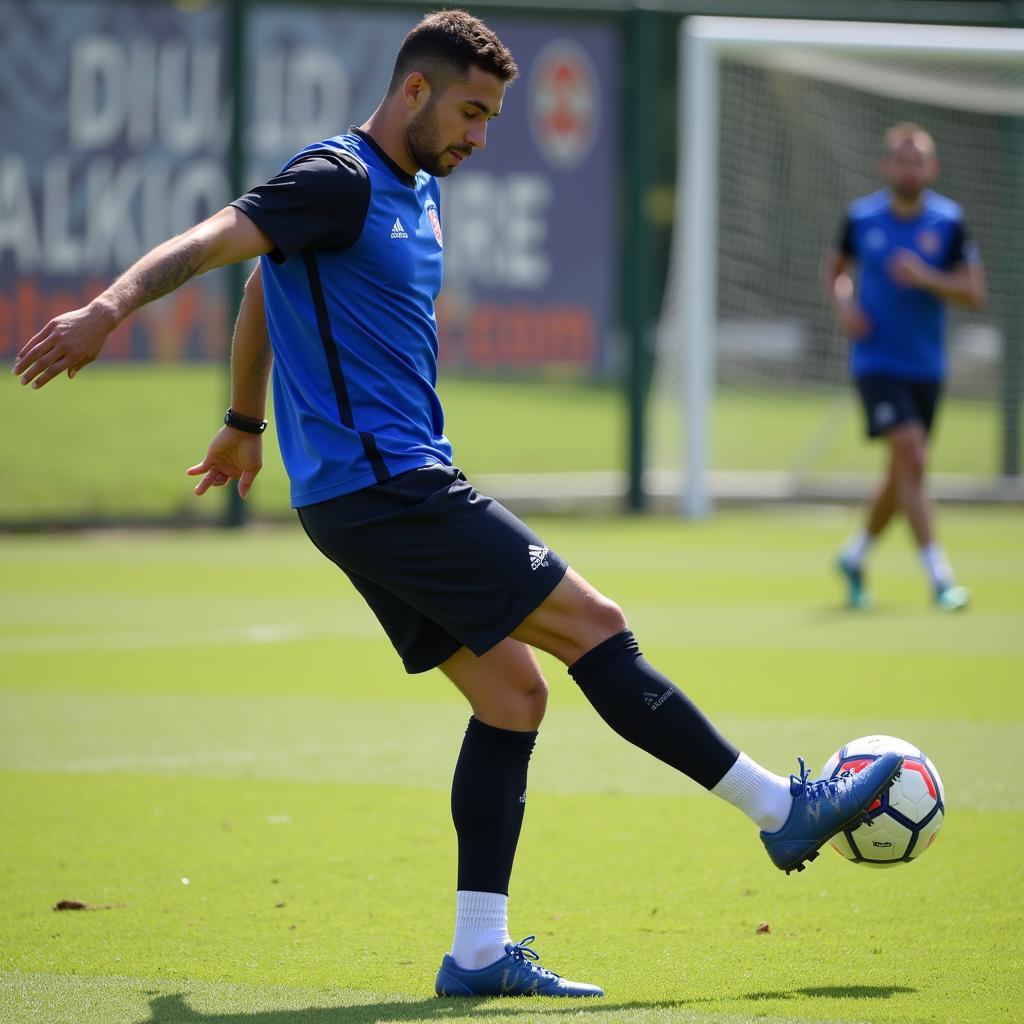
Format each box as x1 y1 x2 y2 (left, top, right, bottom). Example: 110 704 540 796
642 689 673 711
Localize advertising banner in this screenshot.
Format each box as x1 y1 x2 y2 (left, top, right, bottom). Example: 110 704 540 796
0 2 229 362
1 3 619 375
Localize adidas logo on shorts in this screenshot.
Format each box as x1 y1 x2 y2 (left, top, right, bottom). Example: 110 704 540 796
874 401 896 427
528 544 550 571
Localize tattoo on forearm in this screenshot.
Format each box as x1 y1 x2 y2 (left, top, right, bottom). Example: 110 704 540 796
250 338 272 377
136 239 204 302
111 237 206 313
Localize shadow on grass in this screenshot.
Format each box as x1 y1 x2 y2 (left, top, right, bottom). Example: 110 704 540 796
141 992 717 1023
140 984 916 1022
744 984 917 1001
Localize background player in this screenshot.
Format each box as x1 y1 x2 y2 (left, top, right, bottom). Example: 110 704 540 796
14 9 902 998
824 122 986 610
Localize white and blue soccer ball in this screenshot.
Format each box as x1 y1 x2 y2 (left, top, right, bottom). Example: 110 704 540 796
821 735 945 867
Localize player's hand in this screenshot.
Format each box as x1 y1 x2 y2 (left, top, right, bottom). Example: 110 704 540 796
187 426 263 500
837 302 871 341
888 248 931 289
12 302 116 389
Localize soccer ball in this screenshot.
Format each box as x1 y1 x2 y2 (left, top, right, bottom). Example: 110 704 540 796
820 735 944 867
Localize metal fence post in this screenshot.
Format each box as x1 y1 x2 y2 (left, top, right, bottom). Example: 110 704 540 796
225 0 248 527
625 8 657 512
999 116 1023 478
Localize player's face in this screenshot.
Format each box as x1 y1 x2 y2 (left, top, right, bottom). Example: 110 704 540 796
406 66 505 177
881 141 938 201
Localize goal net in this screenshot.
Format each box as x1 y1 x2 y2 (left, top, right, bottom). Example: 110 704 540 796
654 18 1024 515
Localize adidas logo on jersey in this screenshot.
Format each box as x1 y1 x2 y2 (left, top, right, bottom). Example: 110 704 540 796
528 544 549 571
391 217 408 239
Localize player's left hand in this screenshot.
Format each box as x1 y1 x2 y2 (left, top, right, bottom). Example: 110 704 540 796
888 249 932 289
187 426 264 500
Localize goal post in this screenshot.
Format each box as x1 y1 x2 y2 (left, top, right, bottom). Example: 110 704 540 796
671 17 1024 518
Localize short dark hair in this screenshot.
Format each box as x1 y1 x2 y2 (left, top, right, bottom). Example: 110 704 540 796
387 9 518 96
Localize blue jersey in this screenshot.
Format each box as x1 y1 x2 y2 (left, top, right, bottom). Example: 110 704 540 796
840 189 978 381
232 130 451 507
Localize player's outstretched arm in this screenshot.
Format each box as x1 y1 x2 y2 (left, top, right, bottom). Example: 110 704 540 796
12 206 273 390
187 265 271 501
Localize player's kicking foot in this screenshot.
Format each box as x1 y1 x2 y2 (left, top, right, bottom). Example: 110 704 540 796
935 583 970 611
836 556 870 609
435 936 604 997
760 753 903 875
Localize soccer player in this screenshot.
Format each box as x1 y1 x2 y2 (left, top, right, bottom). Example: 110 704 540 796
825 122 986 611
14 10 902 998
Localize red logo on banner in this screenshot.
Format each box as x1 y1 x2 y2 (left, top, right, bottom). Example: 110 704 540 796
528 40 599 170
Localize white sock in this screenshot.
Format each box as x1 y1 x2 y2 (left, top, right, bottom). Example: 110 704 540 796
712 752 793 833
920 542 954 589
841 529 872 569
450 891 511 970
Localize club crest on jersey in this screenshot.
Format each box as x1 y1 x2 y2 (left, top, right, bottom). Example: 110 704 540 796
425 201 443 247
917 229 940 257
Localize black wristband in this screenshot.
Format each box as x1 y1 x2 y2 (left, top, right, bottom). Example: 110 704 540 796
224 408 267 434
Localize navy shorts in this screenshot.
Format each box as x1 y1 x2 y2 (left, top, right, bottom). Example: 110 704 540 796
296 465 568 674
855 375 943 439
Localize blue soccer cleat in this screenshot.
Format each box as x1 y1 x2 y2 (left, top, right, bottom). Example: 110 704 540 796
761 752 904 875
836 556 870 609
435 936 604 998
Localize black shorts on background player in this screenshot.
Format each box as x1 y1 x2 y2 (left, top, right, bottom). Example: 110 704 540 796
855 375 942 438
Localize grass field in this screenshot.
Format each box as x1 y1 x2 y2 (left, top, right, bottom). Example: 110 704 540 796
2 506 1022 1023
1 366 1006 521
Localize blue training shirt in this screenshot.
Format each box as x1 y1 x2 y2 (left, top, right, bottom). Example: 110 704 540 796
839 189 979 382
231 129 452 507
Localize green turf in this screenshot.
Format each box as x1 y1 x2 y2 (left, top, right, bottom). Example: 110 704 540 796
1 507 1022 1023
1 365 1007 521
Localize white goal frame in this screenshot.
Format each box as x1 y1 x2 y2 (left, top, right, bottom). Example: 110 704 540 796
678 17 1024 517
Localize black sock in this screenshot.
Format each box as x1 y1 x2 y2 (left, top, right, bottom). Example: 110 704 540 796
451 717 536 895
569 630 739 790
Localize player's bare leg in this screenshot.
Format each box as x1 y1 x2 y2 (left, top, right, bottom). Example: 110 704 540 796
441 639 548 732
839 443 901 608
887 423 968 608
889 422 933 546
839 423 962 609
866 458 900 538
514 570 902 873
511 567 626 665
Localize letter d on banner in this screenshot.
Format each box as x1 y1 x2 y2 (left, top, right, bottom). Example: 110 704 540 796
70 37 124 149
